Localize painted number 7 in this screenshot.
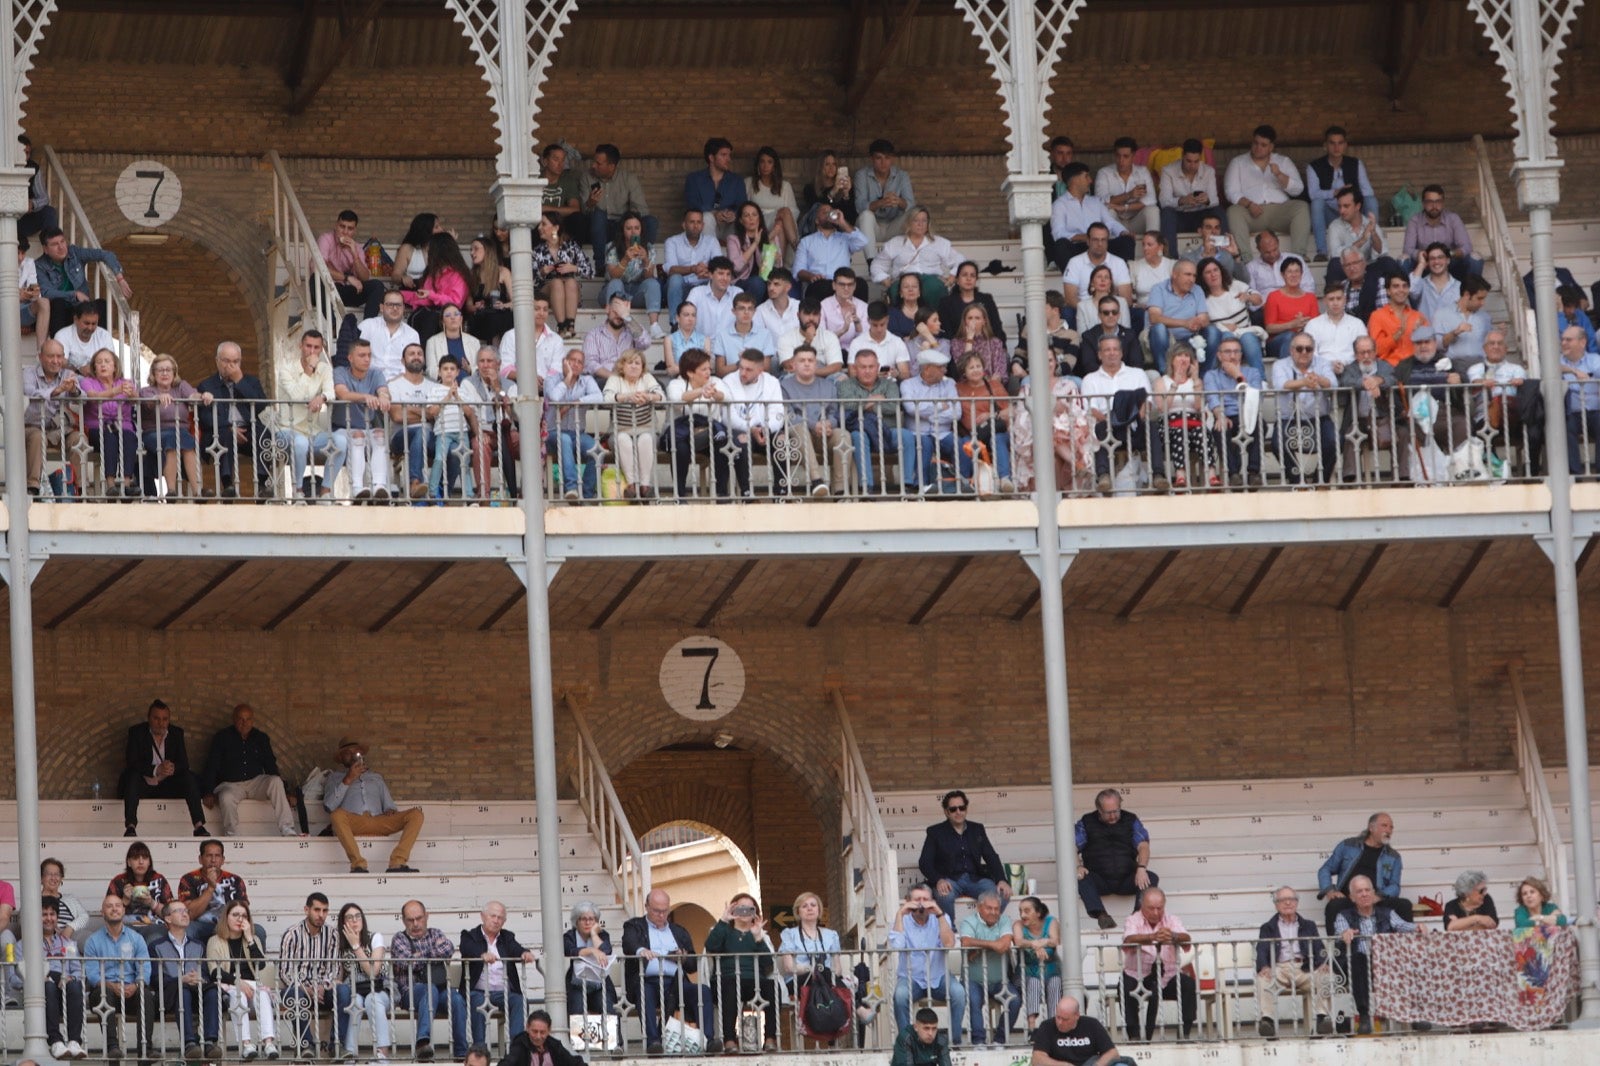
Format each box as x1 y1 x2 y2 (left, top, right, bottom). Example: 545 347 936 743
682 646 719 710
136 170 165 219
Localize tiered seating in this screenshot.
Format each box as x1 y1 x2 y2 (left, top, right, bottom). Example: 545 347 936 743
1545 764 1600 901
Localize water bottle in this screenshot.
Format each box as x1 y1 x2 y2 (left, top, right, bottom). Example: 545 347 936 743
91 780 101 803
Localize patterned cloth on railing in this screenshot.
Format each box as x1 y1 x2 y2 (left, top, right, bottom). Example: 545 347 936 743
1370 927 1578 1030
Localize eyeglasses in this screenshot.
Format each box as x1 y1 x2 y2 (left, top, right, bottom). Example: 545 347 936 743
945 805 966 813
1099 308 1119 316
1291 345 1314 353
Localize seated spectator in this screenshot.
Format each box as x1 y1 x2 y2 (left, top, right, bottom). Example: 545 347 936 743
1150 344 1211 491
360 291 422 382
837 348 902 494
1558 285 1598 353
1047 135 1076 198
1157 138 1222 254
84 894 155 1061
1306 127 1379 261
917 790 1010 919
139 353 212 500
391 900 470 1061
780 346 845 497
1119 888 1195 1043
335 903 392 1062
391 213 442 294
1306 285 1367 372
38 895 89 1060
958 891 1020 1044
532 212 594 340
1082 336 1151 496
1196 257 1264 371
1559 324 1600 475
950 303 1008 382
36 225 128 337
1338 335 1399 481
150 898 219 1059
1074 788 1155 929
498 296 566 387
712 292 776 376
120 697 207 839
1011 289 1083 380
1062 224 1132 326
1442 870 1499 931
584 292 650 383
848 302 911 379
872 207 962 308
1411 242 1462 325
1082 265 1131 332
1270 332 1339 485
754 268 799 340
1049 163 1133 270
603 348 663 500
206 899 278 1061
1369 273 1430 366
1223 124 1311 260
319 209 386 320
1253 886 1333 1038
386 343 440 499
203 703 300 840
1145 259 1219 374
622 889 712 1055
745 146 800 252
544 348 603 501
900 349 961 494
280 892 345 1057
777 891 842 995
1523 264 1583 317
1514 877 1567 930
323 736 423 874
460 901 536 1048
1182 215 1246 281
565 900 618 1020
1079 297 1139 377
1316 812 1410 932
273 330 337 501
584 142 656 275
330 340 395 503
1403 185 1483 279
705 894 779 1053
722 348 787 496
1468 329 1535 455
688 256 739 343
177 839 248 944
855 139 915 260
664 209 719 327
54 298 114 371
664 301 706 377
1324 185 1394 283
888 273 926 340
79 347 143 499
18 236 48 356
684 137 745 239
466 235 514 342
727 202 782 303
1245 231 1287 299
1096 137 1159 240
1264 257 1318 361
1333 875 1420 1034
908 307 952 373
601 211 665 339
107 840 174 937
1396 333 1472 471
1012 898 1060 1031
1203 338 1265 487
1030 995 1131 1066
952 352 1014 491
800 150 857 237
36 859 89 938
1129 232 1175 317
404 234 473 343
890 883 966 1046
500 1009 584 1066
794 210 867 306
938 261 1007 345
821 267 870 349
664 350 732 499
1433 274 1492 373
539 143 585 238
18 135 59 240
425 306 482 381
1336 248 1385 323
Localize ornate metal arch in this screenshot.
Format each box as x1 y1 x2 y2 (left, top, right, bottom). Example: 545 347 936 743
1467 0 1585 163
954 0 1085 176
2 0 59 168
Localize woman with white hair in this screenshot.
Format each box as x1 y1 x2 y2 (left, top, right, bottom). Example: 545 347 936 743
563 900 617 1019
1442 870 1500 931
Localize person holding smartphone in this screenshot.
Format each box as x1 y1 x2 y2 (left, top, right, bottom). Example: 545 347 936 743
322 736 424 874
704 894 777 1052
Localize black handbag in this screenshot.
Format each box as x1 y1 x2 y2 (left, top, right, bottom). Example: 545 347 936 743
799 967 850 1038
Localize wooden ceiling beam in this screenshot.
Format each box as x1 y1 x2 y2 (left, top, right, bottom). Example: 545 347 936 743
589 561 655 630
369 561 454 633
286 0 389 116
283 0 321 90
1337 544 1386 612
807 558 861 628
1116 550 1179 621
262 560 349 631
697 560 759 630
1229 547 1283 616
156 560 249 630
1438 539 1492 610
43 560 141 630
910 555 972 625
844 0 922 116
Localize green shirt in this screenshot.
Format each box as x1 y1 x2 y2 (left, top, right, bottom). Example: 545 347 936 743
958 911 1012 986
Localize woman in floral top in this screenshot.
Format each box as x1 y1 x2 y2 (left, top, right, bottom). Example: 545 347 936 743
531 211 594 339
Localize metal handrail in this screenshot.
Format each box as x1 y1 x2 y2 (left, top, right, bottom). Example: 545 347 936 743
830 688 899 944
1471 135 1533 358
265 150 341 369
565 694 651 914
1506 660 1572 904
38 146 141 380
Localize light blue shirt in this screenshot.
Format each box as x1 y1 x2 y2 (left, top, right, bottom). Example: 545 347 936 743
84 926 150 986
853 166 916 221
1148 280 1208 340
901 376 959 435
1412 274 1460 326
664 233 716 287
543 373 603 433
1049 193 1127 242
712 325 776 365
1202 365 1264 416
644 921 680 978
1431 304 1492 360
323 767 397 816
777 926 840 973
1562 353 1600 412
669 330 707 363
793 229 867 283
1270 356 1339 418
889 912 948 989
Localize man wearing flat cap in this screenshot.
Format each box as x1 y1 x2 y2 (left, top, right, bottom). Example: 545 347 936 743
322 736 425 874
899 347 960 493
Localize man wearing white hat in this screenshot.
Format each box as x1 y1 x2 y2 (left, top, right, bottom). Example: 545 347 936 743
323 736 425 874
899 348 960 493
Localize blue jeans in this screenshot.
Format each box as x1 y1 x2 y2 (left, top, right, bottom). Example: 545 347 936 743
1310 193 1379 255
665 275 707 328
1148 322 1223 374
897 429 956 490
282 983 351 1050
934 874 1000 919
547 430 599 497
601 275 663 314
957 428 1013 481
589 212 659 276
849 425 899 491
155 972 219 1046
401 983 468 1057
892 978 966 1045
391 425 433 488
276 429 337 489
966 979 1021 1045
429 430 474 498
468 989 523 1047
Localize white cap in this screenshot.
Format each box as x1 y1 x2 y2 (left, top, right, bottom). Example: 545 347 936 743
917 349 949 367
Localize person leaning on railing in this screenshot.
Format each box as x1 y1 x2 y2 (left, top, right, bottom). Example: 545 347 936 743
1513 877 1567 930
837 347 903 495
602 348 663 500
458 901 536 1049
272 330 338 502
564 900 618 1021
704 893 778 1053
1558 323 1600 477
1331 875 1421 1035
196 341 270 500
1441 871 1500 932
1337 335 1399 482
21 337 84 498
1118 887 1195 1044
329 339 395 503
1012 897 1060 1032
462 345 521 502
78 347 141 499
958 890 1020 1044
140 354 214 501
1269 332 1340 486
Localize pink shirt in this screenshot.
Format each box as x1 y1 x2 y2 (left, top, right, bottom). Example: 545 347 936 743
1121 911 1188 980
317 232 364 279
404 268 470 311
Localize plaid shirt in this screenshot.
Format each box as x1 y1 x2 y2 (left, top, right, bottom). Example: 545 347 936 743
279 920 340 989
389 927 456 988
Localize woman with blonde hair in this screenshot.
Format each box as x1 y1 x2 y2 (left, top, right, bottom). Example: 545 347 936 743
205 899 278 1061
139 353 213 499
602 348 663 499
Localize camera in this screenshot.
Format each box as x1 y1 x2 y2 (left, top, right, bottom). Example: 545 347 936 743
732 904 756 918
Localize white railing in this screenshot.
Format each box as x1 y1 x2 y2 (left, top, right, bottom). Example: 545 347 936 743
1472 134 1533 358
38 146 141 380
566 695 650 914
831 688 899 943
265 150 340 369
1506 659 1571 904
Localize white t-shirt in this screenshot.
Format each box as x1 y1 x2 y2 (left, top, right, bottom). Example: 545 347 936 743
387 374 456 433
19 256 37 293
54 324 117 371
847 331 910 373
1304 312 1369 370
360 318 422 382
754 298 800 340
1063 252 1130 295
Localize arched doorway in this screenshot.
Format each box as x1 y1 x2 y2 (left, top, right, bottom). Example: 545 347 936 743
639 820 759 949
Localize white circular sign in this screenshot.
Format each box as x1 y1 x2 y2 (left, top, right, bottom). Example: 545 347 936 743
659 636 745 721
115 160 182 228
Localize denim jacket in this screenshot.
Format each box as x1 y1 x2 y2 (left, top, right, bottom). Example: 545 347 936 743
1316 836 1402 900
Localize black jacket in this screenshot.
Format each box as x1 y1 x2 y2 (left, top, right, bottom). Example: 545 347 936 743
1079 324 1141 373
937 291 1007 346
918 820 1007 886
125 723 193 780
459 926 534 996
497 1032 584 1066
1254 914 1327 973
195 372 267 449
619 916 698 997
204 726 282 792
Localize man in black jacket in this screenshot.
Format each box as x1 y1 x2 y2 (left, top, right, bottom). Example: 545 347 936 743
459 901 536 1049
195 340 272 499
202 703 301 838
119 699 208 837
1074 788 1157 930
497 1009 584 1066
1253 887 1333 1038
620 889 712 1054
918 790 1011 919
1078 297 1142 375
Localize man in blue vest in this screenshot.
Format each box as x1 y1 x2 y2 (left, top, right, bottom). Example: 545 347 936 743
1075 789 1157 930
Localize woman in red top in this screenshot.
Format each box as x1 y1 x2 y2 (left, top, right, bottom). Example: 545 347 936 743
1264 256 1319 361
953 351 1015 494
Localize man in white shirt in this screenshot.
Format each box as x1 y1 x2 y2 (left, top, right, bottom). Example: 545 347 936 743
1062 224 1133 319
778 299 844 376
821 268 870 349
385 343 445 498
1269 332 1339 485
1080 335 1150 493
753 268 800 339
1304 286 1368 375
847 302 912 380
1245 232 1287 299
686 256 737 342
1158 138 1222 254
1224 124 1311 261
1049 163 1134 269
1095 137 1160 241
497 296 565 389
663 208 718 327
1324 186 1391 284
53 301 115 371
720 348 787 497
360 292 421 382
1468 328 1537 458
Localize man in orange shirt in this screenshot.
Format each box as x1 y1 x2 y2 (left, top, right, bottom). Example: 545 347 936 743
1368 272 1430 366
